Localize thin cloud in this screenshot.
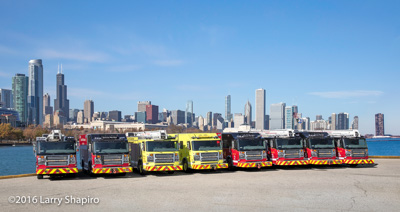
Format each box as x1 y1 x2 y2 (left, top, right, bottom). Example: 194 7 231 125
154 59 184 67
309 90 384 99
39 49 110 63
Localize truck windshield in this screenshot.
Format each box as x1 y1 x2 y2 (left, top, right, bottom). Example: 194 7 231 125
275 139 302 149
147 141 178 152
37 142 75 155
308 139 335 149
343 138 368 149
94 142 129 154
192 140 221 151
238 138 265 151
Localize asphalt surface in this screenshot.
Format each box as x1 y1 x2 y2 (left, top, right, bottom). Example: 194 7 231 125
0 159 399 212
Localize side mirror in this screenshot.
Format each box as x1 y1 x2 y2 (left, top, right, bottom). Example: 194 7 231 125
187 141 191 150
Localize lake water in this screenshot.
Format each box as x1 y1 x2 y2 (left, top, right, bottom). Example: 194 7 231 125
0 138 399 176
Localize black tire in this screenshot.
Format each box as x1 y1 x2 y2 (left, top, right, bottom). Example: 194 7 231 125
167 171 175 174
228 158 235 171
138 161 146 175
37 175 43 179
183 159 190 173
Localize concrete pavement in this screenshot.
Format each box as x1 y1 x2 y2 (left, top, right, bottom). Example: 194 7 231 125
0 159 399 211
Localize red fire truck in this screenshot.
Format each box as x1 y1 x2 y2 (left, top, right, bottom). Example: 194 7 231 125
34 130 78 179
222 131 271 170
80 134 132 176
259 130 308 166
299 131 342 165
327 130 374 166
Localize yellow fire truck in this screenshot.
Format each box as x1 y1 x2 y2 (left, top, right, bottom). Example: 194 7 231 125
127 130 182 175
172 133 228 172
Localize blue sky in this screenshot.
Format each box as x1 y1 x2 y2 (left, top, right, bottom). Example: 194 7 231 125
0 1 399 134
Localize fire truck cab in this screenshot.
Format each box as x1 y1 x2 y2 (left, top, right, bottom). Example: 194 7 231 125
80 134 132 176
34 130 78 179
327 130 374 166
222 131 271 170
127 130 182 175
259 129 308 166
174 133 228 172
299 131 342 165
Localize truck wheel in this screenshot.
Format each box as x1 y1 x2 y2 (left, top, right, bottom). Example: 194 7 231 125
138 162 146 175
183 160 190 173
349 164 358 167
37 175 43 179
228 158 235 171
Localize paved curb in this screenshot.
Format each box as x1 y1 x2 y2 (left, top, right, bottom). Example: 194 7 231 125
0 173 36 179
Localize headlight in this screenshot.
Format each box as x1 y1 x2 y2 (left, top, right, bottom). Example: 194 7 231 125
95 156 102 164
262 151 267 158
219 152 223 160
239 152 245 159
69 155 76 164
346 150 352 156
194 153 200 161
278 150 284 158
147 155 154 162
175 153 179 161
311 150 318 157
365 149 368 156
123 154 129 163
38 156 46 165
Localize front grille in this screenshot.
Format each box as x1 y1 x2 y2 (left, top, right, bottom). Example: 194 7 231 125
246 151 262 160
285 149 301 159
318 149 333 158
46 155 68 166
352 149 366 157
155 154 174 163
201 152 218 162
103 155 122 165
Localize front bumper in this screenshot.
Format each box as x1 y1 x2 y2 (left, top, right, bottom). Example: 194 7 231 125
92 167 133 174
237 161 272 168
309 159 343 165
343 159 374 164
191 163 228 170
144 165 183 171
274 160 308 166
36 168 78 175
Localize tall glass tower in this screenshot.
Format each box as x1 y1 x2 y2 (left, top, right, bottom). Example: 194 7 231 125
54 64 69 120
185 100 193 126
12 74 29 124
255 88 266 130
225 95 232 122
244 100 252 125
27 59 43 126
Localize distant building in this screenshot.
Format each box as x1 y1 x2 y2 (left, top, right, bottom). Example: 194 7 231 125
234 113 245 127
138 101 151 112
77 110 84 124
84 100 94 123
265 115 269 130
0 89 13 109
146 105 159 124
198 115 205 131
375 113 384 136
12 74 28 125
170 110 185 125
352 116 359 130
310 120 329 130
244 100 252 125
270 102 286 130
185 100 193 126
213 113 222 128
285 106 295 129
0 114 17 127
135 111 146 123
255 88 266 130
316 115 323 121
337 112 349 130
225 95 232 122
216 116 225 131
109 110 122 122
54 65 69 121
206 111 212 126
27 59 44 125
331 113 337 130
69 109 79 122
43 114 53 128
43 93 53 116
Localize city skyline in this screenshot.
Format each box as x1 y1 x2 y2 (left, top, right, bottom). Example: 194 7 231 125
0 1 399 134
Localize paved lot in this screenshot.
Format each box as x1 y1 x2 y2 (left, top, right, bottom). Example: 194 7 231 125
0 159 399 212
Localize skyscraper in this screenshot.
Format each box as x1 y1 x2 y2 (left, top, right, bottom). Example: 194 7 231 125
186 100 193 126
43 93 53 116
0 89 13 109
27 59 43 125
12 74 28 124
225 95 232 122
255 88 266 130
316 115 323 121
206 111 212 126
375 113 384 136
244 100 252 125
146 104 159 124
138 101 151 112
109 110 122 122
234 113 245 127
213 113 222 128
285 106 294 129
270 102 286 130
337 112 349 130
352 116 359 130
84 100 94 123
54 64 69 121
331 113 337 130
